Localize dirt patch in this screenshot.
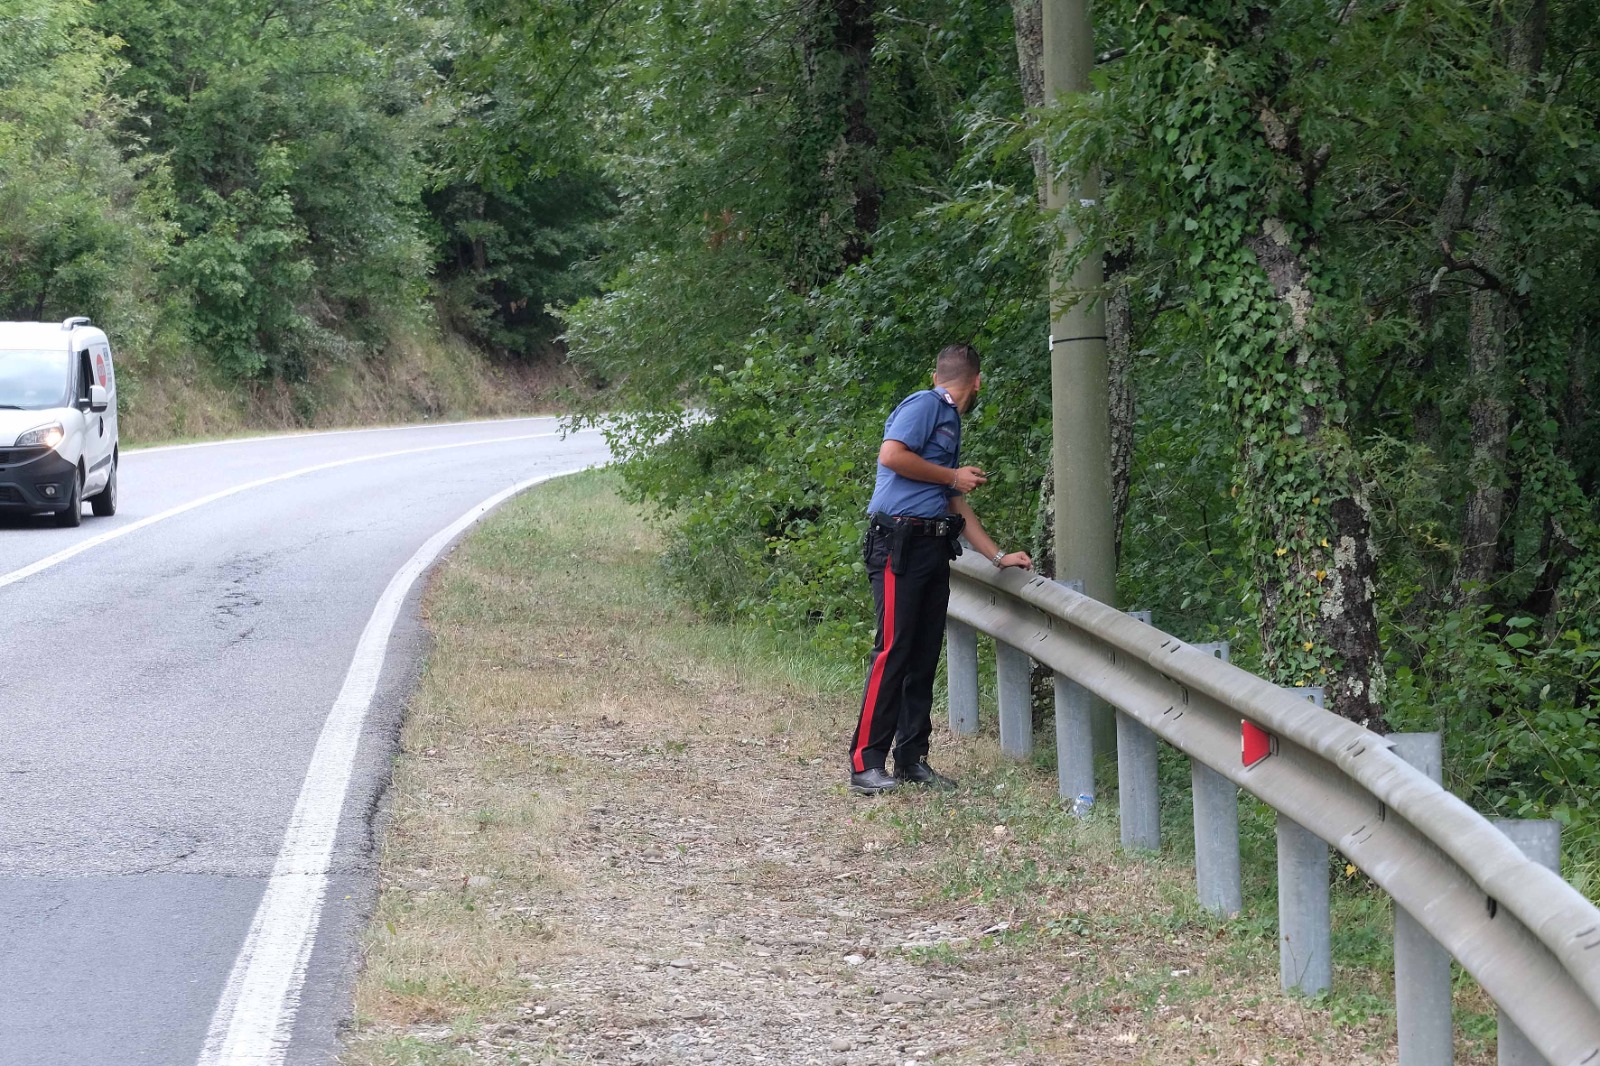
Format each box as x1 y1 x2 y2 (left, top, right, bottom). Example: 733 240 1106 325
342 471 1491 1066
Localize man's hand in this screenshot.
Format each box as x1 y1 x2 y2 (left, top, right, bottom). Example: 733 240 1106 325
949 466 988 493
998 551 1033 570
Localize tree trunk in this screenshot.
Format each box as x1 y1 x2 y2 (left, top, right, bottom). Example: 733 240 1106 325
792 0 878 282
835 0 878 267
1107 277 1135 564
1243 221 1386 731
1031 450 1057 578
1523 320 1592 626
1406 165 1476 485
1105 1 1390 727
1564 319 1592 495
1010 0 1047 201
1448 0 1546 603
1453 199 1513 601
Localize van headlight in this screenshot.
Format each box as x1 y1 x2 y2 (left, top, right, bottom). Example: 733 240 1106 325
15 422 65 449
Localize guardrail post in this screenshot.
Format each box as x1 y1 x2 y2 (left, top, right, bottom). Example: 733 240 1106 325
1276 685 1330 995
1493 819 1561 1066
1053 579 1094 809
1277 814 1332 995
995 640 1033 759
1391 732 1452 1066
1116 712 1160 851
1116 609 1160 851
1188 643 1240 916
1191 762 1241 916
946 620 979 736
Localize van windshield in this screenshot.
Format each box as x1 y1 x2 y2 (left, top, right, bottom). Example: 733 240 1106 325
0 349 71 411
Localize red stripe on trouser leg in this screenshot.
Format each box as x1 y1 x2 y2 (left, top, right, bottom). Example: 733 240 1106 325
852 562 897 773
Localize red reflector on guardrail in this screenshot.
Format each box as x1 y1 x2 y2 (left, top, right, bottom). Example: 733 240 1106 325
1243 720 1274 767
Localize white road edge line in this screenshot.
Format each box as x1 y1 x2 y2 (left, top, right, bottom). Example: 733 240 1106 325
0 430 585 591
129 414 565 456
196 464 596 1066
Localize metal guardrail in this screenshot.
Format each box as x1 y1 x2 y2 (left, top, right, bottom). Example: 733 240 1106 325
944 555 1600 1066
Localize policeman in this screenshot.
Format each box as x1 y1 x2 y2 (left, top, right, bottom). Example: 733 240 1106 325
848 343 1032 796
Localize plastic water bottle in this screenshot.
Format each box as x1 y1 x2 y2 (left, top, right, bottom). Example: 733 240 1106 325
1071 793 1094 818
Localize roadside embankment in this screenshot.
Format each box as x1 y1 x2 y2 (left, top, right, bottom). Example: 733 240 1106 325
342 471 1494 1065
117 330 581 446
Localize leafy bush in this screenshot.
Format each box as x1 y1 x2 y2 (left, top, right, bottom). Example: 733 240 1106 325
574 181 1050 658
0 0 175 332
1387 605 1600 884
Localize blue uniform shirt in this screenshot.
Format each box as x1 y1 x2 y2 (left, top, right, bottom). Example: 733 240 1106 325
866 387 962 518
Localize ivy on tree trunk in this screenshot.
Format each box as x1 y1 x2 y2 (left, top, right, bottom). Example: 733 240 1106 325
1242 221 1384 728
1102 1 1388 727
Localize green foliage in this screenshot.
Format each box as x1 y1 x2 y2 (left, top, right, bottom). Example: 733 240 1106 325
0 0 174 340
1117 316 1247 647
1387 605 1600 885
426 0 626 360
1 0 611 392
1050 0 1473 716
428 173 612 359
90 0 439 377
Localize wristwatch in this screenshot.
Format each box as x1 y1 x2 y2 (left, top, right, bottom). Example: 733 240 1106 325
991 550 1006 567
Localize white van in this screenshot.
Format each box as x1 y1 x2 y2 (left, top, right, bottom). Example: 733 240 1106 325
0 317 120 526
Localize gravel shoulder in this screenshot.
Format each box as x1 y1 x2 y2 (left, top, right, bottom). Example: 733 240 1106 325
340 470 1493 1066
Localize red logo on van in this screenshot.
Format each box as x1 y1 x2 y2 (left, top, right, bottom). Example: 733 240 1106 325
95 352 107 388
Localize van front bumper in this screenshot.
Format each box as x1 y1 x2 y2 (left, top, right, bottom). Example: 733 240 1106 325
0 447 77 512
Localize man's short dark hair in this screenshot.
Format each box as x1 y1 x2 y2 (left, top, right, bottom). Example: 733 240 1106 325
935 343 981 383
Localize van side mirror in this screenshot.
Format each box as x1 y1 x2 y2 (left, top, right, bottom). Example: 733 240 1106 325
89 384 109 413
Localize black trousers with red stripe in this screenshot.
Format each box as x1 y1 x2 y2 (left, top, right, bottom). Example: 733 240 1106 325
849 526 951 773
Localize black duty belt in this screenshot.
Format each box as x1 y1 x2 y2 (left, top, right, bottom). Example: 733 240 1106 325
871 512 957 537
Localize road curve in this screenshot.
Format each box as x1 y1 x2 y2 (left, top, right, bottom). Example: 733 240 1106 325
0 417 610 1065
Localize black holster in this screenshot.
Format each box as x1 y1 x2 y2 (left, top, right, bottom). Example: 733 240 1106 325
889 521 913 575
946 513 966 560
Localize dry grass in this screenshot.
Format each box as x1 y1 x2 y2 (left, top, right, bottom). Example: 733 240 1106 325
341 471 1497 1066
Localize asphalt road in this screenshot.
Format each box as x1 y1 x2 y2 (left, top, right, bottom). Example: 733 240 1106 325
0 417 610 1065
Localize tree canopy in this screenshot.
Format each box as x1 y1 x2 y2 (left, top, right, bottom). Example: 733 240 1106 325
0 0 610 392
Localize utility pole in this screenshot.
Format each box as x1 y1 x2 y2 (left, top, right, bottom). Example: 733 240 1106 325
1043 0 1117 750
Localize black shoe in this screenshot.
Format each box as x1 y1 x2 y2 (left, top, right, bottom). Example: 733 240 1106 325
894 760 957 790
850 767 900 796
